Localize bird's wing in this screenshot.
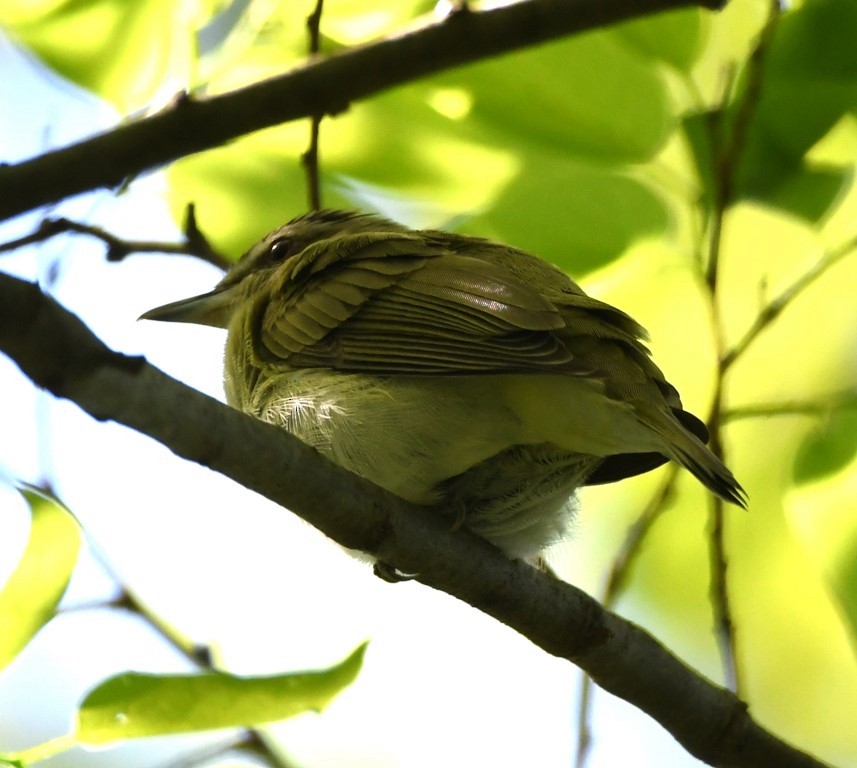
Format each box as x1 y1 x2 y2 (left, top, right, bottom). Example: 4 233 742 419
256 232 592 375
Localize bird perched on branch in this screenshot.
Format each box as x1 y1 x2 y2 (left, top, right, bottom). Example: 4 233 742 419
142 210 745 561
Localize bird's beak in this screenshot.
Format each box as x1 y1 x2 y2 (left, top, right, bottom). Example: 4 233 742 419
139 285 237 329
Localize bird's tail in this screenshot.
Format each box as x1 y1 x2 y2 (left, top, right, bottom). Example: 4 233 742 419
642 406 747 508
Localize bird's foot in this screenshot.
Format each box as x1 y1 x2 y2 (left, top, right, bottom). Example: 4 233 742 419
373 560 416 582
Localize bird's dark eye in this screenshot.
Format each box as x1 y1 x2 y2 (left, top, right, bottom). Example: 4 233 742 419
268 238 296 263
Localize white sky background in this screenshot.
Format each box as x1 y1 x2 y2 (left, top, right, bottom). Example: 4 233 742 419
0 29 707 768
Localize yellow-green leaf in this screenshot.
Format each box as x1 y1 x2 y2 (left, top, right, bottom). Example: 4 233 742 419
75 642 368 744
0 0 212 111
0 486 81 672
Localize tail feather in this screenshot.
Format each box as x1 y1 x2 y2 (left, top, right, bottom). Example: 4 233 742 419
642 406 747 508
674 441 747 508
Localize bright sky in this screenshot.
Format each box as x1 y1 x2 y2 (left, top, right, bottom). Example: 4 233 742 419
0 29 706 768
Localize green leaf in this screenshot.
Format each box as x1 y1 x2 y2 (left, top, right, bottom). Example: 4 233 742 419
436 29 671 163
793 409 857 485
0 486 81 672
468 154 667 275
75 642 368 744
787 441 857 654
0 0 215 110
831 533 857 651
613 7 708 71
732 0 857 221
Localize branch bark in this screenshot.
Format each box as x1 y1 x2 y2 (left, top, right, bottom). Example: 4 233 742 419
0 275 831 768
0 0 721 223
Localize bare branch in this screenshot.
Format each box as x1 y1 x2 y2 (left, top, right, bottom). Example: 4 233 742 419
722 234 857 371
575 466 679 768
0 207 230 271
707 494 741 691
0 271 832 768
0 0 723 223
704 0 781 290
62 565 292 768
302 0 325 211
702 0 782 694
724 391 857 422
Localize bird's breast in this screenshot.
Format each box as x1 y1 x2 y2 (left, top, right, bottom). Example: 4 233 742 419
228 364 527 505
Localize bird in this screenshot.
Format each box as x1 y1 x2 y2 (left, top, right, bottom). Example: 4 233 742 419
141 209 745 561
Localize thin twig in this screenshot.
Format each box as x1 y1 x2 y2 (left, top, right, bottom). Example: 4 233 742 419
59 569 296 767
150 730 299 768
182 202 230 270
303 117 322 211
54 520 301 767
0 205 230 271
707 494 740 691
302 0 325 211
722 234 857 371
149 735 257 768
702 0 782 694
724 391 857 423
703 61 738 292
574 466 679 768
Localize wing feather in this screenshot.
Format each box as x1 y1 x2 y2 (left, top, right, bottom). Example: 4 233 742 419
256 234 585 375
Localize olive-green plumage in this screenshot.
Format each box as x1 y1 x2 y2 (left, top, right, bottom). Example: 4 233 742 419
142 210 745 559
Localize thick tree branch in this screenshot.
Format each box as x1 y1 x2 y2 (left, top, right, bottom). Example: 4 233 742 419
0 0 722 223
0 275 830 768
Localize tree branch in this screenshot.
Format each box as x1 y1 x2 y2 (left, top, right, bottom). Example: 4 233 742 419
0 206 229 270
0 274 831 768
702 0 782 694
722 234 857 372
575 465 679 768
0 0 723 224
723 391 857 422
301 0 325 211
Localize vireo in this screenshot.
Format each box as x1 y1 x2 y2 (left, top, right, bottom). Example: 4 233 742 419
142 210 745 560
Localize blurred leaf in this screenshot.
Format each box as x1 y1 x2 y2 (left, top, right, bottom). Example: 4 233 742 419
612 7 708 71
787 446 857 656
468 154 667 275
0 485 80 672
168 122 311 260
793 409 857 484
732 0 857 221
321 0 434 46
0 0 216 110
759 164 852 222
436 29 671 163
759 0 857 158
75 642 368 743
169 85 521 256
832 533 857 650
171 20 674 263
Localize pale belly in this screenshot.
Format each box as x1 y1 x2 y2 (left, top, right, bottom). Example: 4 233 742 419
225 367 644 558
240 369 525 504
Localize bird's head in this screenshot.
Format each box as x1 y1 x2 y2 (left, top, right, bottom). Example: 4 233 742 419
140 210 405 328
